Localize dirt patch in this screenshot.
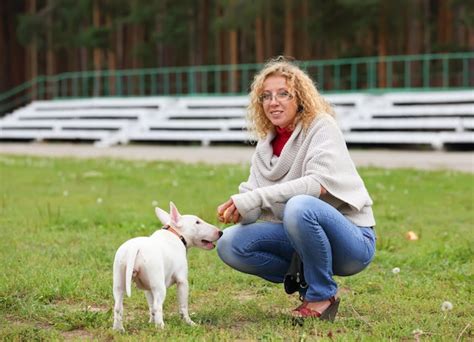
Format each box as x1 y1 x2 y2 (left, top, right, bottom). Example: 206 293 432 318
62 329 95 341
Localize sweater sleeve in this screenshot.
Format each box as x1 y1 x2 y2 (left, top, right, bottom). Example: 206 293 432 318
234 164 262 224
232 175 321 217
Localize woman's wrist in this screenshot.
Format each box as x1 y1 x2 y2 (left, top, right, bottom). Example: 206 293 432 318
231 191 261 216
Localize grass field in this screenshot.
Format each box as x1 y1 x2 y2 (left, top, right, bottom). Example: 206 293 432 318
0 154 472 341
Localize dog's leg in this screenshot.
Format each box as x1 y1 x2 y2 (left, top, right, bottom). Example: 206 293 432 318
144 291 154 323
113 245 131 332
176 280 196 326
150 285 166 329
112 282 125 332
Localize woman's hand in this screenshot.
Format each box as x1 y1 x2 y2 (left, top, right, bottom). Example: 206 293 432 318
217 198 241 224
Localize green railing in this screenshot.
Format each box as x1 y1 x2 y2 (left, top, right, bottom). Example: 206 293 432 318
1 52 473 116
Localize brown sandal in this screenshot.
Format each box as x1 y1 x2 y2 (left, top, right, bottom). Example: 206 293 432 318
292 296 340 322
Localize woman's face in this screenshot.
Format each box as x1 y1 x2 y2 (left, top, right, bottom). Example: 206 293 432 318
261 75 298 129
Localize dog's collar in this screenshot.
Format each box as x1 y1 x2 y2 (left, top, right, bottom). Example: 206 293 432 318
162 225 187 247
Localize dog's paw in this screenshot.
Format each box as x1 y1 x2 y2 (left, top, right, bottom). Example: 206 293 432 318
155 322 165 329
185 319 197 326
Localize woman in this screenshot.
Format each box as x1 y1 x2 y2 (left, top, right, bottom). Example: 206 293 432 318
216 57 376 321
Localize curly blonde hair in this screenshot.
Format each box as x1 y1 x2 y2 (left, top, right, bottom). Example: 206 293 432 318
247 57 335 139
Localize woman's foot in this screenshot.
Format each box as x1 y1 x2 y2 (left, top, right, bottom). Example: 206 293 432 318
291 296 340 322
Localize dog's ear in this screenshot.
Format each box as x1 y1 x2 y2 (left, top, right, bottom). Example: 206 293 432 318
155 207 170 225
169 201 182 227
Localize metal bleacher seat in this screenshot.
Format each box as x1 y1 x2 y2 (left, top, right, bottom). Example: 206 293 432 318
0 97 169 145
341 90 474 149
123 96 251 146
0 90 473 149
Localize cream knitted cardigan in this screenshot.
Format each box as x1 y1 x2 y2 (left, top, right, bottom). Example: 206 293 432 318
231 113 376 227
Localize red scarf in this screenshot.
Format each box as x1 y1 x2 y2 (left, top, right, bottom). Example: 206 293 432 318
272 126 293 157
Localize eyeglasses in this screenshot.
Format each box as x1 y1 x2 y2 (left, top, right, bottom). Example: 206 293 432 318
258 90 294 104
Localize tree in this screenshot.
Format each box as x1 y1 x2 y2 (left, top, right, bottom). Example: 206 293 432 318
284 0 293 57
3 0 473 96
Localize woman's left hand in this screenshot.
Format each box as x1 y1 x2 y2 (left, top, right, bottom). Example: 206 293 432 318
217 198 241 224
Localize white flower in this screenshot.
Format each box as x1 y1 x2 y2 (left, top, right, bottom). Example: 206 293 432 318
96 197 103 204
63 190 69 197
152 200 158 207
392 267 400 274
441 301 453 311
172 180 179 187
412 328 423 335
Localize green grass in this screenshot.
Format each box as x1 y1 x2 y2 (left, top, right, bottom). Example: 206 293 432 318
0 154 472 341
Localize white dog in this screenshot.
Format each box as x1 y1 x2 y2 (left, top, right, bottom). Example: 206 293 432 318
112 202 222 331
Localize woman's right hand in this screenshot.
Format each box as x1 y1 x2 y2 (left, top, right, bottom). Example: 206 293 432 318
217 198 241 224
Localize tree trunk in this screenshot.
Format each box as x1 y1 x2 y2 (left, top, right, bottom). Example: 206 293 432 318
93 0 102 96
437 0 453 51
132 24 144 69
116 23 124 69
468 22 474 51
255 16 264 63
406 0 422 55
229 29 238 92
423 0 431 53
198 0 209 92
198 0 209 65
106 13 116 95
215 5 225 65
155 13 163 67
46 0 55 97
93 1 102 70
284 0 293 57
80 16 88 72
188 6 196 66
299 0 310 60
26 0 38 98
46 0 55 77
264 0 272 58
468 26 474 87
0 1 7 93
377 2 388 88
453 4 465 49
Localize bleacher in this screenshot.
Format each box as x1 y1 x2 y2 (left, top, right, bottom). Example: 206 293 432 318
342 91 474 149
0 90 473 149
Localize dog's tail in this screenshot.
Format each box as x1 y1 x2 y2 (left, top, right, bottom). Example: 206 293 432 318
125 244 139 298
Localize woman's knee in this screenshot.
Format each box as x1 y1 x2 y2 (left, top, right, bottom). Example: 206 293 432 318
216 226 238 262
217 224 264 274
335 259 371 276
283 195 326 234
284 195 326 217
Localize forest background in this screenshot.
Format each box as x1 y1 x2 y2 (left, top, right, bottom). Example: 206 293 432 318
1 0 473 94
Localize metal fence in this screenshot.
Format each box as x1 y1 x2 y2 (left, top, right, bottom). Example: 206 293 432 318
1 52 473 116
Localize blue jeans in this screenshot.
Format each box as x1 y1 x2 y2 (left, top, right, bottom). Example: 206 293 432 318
217 195 376 301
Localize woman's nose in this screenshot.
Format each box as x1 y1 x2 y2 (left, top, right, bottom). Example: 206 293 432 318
269 96 279 105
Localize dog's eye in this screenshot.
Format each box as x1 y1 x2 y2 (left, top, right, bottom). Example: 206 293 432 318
195 220 201 224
